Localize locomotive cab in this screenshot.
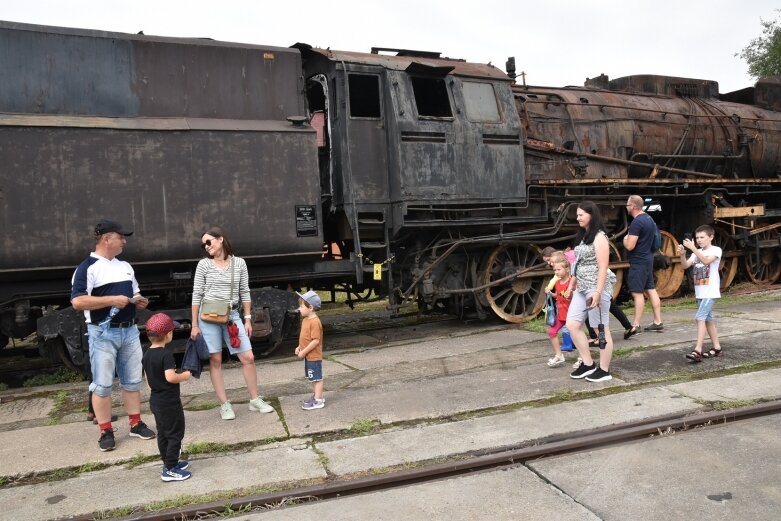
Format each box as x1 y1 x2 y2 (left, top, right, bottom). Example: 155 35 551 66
298 45 530 312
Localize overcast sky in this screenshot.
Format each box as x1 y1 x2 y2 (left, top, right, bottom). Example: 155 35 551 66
1 0 778 93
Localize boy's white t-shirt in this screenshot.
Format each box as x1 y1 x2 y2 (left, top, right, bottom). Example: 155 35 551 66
689 245 722 299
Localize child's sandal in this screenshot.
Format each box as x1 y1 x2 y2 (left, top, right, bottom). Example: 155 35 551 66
685 350 703 363
705 347 722 358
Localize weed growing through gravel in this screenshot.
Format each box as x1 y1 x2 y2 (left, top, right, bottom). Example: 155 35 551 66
185 441 232 454
350 418 380 435
23 368 84 387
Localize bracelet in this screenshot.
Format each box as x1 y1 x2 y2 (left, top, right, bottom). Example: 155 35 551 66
243 315 252 320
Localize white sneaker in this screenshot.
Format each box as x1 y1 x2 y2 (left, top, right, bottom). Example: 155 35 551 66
248 397 274 413
220 400 236 420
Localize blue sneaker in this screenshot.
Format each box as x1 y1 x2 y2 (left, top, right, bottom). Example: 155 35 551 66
161 467 192 482
174 460 189 471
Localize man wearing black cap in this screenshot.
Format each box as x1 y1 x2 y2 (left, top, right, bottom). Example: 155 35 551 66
71 219 155 451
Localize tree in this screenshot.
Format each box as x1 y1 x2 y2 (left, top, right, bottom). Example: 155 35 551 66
737 10 781 79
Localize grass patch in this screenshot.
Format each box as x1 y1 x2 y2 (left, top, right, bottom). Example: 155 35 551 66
186 400 220 412
349 418 380 435
126 453 157 469
611 346 642 359
23 367 84 387
703 398 760 411
47 390 69 425
0 383 8 391
185 441 232 455
311 444 330 469
521 317 547 334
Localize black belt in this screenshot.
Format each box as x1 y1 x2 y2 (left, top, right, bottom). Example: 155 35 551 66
109 319 137 328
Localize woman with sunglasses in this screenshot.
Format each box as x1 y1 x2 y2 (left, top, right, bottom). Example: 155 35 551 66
190 226 274 419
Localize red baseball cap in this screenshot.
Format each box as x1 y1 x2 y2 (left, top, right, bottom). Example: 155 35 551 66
145 313 180 337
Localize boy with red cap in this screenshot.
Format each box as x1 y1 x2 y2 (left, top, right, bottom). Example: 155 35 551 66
142 313 192 481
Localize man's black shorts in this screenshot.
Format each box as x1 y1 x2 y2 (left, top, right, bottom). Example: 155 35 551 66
627 260 656 292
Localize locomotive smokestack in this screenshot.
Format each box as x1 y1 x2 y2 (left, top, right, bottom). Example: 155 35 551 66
506 57 516 81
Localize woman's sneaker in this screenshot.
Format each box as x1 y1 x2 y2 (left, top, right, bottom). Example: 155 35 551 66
220 401 236 420
248 397 274 413
585 367 612 382
644 322 664 332
161 467 192 482
570 362 597 379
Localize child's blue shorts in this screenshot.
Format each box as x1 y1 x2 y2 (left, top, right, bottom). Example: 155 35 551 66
305 359 323 382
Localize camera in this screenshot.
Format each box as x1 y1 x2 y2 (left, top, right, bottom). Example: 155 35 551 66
684 233 692 241
597 323 607 350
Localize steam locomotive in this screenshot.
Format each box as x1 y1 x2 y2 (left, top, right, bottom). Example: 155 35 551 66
1 21 779 373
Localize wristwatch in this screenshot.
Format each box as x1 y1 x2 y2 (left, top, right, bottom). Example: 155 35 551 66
243 315 252 320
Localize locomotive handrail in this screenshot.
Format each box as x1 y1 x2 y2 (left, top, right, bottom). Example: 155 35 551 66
525 139 719 178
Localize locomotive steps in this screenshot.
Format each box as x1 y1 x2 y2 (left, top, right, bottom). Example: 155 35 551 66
1 290 781 519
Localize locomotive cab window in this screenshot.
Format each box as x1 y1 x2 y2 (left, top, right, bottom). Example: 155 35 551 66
462 81 501 122
411 77 453 118
348 74 381 118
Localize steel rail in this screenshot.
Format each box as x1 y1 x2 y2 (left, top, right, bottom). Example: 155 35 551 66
89 400 781 521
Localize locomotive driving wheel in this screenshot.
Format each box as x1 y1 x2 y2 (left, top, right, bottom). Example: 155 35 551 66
712 227 738 290
480 243 546 323
744 229 781 284
654 230 684 298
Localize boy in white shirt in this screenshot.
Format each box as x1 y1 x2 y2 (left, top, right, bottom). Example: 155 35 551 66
679 225 723 362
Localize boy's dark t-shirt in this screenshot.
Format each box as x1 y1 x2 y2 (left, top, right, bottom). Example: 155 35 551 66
142 347 180 407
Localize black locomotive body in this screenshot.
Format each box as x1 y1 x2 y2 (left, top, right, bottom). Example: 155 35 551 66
1 21 780 372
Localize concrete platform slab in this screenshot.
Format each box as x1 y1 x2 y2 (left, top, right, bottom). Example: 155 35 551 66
0 440 326 521
529 414 781 521
282 363 626 437
318 387 702 475
0 397 53 426
246 465 599 521
331 328 539 370
0 406 286 475
664 367 781 402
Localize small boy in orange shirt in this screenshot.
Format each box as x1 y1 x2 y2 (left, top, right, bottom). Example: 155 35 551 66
295 291 325 410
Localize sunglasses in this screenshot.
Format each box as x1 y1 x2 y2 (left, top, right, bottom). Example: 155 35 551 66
202 238 219 249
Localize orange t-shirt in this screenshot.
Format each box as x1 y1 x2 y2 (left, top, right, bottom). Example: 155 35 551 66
299 315 323 361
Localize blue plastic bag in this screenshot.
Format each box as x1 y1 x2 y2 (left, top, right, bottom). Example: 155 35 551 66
545 293 557 327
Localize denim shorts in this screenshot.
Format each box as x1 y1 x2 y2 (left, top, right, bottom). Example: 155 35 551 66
198 309 252 355
695 298 716 321
566 289 611 327
87 323 143 396
305 359 323 382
